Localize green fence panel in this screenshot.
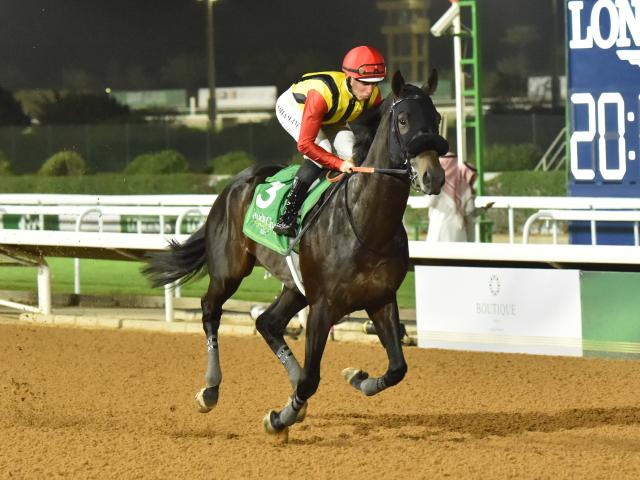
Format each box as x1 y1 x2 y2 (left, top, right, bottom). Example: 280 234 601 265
1 214 59 230
581 271 640 358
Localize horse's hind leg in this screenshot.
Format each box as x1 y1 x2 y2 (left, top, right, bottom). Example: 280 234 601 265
255 287 308 388
343 298 407 396
195 272 251 413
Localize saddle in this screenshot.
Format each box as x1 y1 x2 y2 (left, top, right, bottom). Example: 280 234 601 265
242 165 332 255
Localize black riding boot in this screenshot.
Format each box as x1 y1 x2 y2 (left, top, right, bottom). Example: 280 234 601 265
273 177 310 237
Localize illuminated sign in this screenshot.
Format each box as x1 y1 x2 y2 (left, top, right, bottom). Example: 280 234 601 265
567 0 640 244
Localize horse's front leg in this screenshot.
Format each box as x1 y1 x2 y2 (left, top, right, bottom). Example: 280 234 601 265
263 301 335 435
343 298 407 396
255 287 310 422
255 287 307 388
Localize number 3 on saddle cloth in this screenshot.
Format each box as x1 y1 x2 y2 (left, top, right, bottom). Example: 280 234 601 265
242 164 332 255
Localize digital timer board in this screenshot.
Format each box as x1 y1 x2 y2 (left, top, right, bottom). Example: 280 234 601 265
567 0 640 244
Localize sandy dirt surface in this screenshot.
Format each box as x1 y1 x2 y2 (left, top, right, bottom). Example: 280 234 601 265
2 323 640 479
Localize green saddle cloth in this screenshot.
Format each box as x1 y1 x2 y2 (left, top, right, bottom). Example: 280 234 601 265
242 164 332 255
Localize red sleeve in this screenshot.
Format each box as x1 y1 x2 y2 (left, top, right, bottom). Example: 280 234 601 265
297 89 344 170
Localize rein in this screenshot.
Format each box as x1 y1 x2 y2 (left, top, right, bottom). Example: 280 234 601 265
327 94 427 188
342 173 398 255
326 166 408 184
302 91 438 252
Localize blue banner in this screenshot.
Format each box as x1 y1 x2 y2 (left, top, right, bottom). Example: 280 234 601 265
567 0 640 244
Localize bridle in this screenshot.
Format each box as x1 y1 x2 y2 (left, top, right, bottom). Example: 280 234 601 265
303 91 444 253
387 94 433 191
326 92 440 189
340 93 440 250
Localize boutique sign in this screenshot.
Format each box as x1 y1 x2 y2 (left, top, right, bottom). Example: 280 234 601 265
414 266 582 357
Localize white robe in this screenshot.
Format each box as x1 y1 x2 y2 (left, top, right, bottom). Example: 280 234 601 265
424 188 475 242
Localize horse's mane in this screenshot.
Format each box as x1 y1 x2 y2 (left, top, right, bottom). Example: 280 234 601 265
350 95 393 166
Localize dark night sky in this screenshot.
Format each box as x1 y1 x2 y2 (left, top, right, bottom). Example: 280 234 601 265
0 0 562 92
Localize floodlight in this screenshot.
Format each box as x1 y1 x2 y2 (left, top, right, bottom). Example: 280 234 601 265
431 3 460 37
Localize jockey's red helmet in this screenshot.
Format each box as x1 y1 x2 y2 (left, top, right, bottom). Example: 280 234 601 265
342 46 386 83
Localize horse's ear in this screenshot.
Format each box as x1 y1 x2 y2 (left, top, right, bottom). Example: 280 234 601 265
392 70 405 96
422 68 439 96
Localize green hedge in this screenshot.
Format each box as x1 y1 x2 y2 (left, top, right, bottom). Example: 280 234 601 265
209 150 255 174
484 170 566 197
124 149 189 175
404 170 567 236
484 170 567 233
0 150 12 175
38 150 87 176
0 173 217 194
483 143 542 171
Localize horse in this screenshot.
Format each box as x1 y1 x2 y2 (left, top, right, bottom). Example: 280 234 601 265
142 70 448 437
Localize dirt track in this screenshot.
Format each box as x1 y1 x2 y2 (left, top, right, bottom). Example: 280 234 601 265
2 323 640 479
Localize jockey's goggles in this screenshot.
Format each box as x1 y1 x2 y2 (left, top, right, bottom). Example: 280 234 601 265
343 63 387 83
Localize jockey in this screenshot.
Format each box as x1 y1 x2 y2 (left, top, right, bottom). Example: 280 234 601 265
273 45 386 237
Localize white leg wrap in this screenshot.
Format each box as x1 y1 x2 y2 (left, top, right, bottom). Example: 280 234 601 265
205 335 222 387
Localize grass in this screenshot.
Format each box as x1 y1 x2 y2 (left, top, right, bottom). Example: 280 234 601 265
0 257 417 309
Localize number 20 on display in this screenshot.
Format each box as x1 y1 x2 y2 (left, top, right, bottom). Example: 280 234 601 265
570 91 636 182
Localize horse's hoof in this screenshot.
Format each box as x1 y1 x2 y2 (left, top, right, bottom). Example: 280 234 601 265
342 367 369 389
194 386 219 413
263 410 289 443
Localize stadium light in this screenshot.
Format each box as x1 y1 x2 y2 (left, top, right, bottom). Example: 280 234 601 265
430 1 460 37
198 0 219 127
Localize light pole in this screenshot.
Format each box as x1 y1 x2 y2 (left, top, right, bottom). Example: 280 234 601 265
201 0 218 127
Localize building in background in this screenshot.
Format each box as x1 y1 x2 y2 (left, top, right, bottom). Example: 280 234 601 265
111 90 187 113
376 0 431 84
111 86 277 128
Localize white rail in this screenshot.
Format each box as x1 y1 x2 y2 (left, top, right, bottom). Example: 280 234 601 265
0 199 209 317
523 209 640 246
473 196 640 244
408 241 640 266
0 194 216 206
2 194 640 320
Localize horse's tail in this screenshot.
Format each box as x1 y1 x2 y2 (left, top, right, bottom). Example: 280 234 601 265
142 226 207 288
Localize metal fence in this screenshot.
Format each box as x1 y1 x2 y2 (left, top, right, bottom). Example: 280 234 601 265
484 112 565 149
0 120 296 174
0 112 564 174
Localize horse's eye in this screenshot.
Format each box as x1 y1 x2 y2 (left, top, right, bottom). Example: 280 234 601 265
399 118 407 126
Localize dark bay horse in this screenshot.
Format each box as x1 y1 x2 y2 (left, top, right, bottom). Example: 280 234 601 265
143 70 448 437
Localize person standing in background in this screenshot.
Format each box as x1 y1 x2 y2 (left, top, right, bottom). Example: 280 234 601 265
424 152 479 242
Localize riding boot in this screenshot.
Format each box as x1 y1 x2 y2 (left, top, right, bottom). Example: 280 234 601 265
273 177 310 237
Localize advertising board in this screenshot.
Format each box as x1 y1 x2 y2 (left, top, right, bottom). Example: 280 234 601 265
415 266 582 356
